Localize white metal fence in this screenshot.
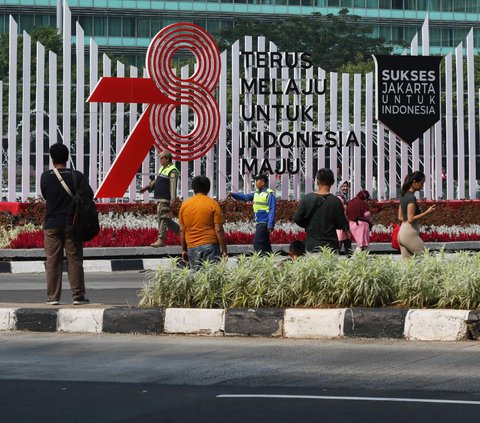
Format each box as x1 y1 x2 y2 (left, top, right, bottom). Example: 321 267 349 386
1 7 479 202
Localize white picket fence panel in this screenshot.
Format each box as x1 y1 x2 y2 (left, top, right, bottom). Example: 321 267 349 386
1 7 479 202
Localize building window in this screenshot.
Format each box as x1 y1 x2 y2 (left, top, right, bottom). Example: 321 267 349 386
379 25 391 40
20 14 34 32
123 17 135 37
79 16 93 36
454 28 467 46
404 26 418 42
465 0 476 13
453 0 465 13
442 27 454 47
151 18 164 36
35 15 53 27
391 25 404 41
94 17 106 36
137 18 150 37
416 0 428 10
391 0 403 9
430 27 441 46
108 17 122 37
442 0 454 12
379 0 391 9
366 0 379 7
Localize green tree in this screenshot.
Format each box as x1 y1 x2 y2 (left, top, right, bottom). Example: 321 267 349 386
217 9 394 72
0 26 63 82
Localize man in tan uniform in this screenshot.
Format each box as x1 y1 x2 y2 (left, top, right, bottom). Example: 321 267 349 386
140 150 180 247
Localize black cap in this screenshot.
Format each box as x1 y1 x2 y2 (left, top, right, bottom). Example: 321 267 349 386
253 174 269 184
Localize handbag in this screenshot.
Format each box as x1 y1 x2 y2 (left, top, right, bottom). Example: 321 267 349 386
391 223 401 250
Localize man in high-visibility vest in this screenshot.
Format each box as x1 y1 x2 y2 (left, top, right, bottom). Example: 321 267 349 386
140 150 180 247
229 174 277 254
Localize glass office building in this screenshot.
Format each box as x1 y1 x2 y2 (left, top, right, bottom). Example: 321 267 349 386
1 0 479 66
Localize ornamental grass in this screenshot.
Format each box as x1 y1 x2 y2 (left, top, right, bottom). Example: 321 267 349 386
139 250 480 310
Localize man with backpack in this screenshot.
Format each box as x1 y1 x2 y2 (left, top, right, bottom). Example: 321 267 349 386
40 143 93 305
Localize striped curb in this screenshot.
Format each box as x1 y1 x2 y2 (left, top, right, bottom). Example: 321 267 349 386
0 308 17 331
344 308 408 339
103 308 164 334
0 258 174 274
284 309 346 339
1 307 479 341
225 308 284 337
404 309 478 341
164 308 225 336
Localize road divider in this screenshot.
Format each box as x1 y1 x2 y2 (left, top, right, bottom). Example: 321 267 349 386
1 306 478 341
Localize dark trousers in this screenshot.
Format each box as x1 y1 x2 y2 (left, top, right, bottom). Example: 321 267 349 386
253 223 272 254
44 228 86 301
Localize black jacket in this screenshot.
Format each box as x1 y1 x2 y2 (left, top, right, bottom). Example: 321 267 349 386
40 168 94 229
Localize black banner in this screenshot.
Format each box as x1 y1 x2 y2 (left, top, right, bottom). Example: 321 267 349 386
373 55 442 145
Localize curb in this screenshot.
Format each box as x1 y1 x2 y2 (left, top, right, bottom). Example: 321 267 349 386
0 258 173 274
1 306 479 341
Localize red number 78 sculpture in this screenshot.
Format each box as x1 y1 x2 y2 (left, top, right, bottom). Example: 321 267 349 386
88 23 221 198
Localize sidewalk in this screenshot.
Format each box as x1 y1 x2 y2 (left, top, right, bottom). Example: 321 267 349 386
1 242 479 273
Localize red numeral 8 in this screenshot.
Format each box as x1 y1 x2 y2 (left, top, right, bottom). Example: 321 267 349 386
147 23 221 161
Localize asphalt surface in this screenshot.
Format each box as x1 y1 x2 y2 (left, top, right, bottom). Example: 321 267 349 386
1 333 480 423
0 271 147 306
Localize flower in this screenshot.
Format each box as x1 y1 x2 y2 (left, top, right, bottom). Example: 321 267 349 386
5 214 480 248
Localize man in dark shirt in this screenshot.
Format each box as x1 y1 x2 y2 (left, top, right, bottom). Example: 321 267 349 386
294 168 347 253
40 143 93 305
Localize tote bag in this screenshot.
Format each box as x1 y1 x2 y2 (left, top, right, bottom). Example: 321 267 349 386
391 223 401 250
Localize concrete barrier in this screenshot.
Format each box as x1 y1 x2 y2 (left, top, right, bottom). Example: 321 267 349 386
164 308 225 335
284 309 346 338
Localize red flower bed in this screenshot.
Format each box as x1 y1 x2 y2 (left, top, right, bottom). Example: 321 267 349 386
7 226 479 249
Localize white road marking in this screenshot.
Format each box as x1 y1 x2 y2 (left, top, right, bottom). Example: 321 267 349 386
217 394 480 406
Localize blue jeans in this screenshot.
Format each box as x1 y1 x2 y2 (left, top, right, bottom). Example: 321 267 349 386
187 243 221 270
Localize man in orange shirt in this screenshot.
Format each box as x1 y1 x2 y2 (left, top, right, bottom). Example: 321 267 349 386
179 176 228 270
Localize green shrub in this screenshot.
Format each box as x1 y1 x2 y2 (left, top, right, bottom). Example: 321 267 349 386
139 251 480 310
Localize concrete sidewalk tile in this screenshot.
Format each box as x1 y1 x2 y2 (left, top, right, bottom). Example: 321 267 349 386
343 308 408 339
225 308 284 337
83 260 112 273
405 309 473 341
164 308 225 335
15 308 58 332
0 308 17 330
57 308 104 333
11 261 44 274
284 309 346 339
103 307 164 334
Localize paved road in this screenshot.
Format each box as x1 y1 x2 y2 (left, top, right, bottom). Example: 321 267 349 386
0 271 148 306
1 333 479 422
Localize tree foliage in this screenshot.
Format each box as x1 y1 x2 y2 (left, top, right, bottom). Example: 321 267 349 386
217 9 394 72
0 26 63 82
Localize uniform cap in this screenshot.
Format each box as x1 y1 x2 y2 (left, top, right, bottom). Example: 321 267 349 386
253 174 269 184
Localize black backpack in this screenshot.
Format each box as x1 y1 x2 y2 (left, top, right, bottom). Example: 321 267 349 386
54 168 100 242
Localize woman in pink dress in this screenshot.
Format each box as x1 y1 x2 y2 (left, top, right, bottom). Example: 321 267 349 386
346 190 372 251
336 181 352 255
